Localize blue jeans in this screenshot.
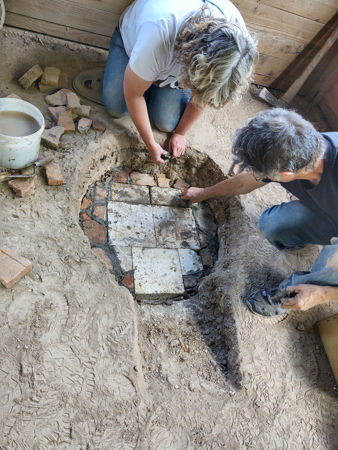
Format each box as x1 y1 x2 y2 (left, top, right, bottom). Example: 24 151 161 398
259 201 338 289
102 28 190 132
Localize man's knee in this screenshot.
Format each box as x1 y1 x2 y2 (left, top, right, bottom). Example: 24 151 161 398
153 119 176 133
102 87 128 118
259 208 301 250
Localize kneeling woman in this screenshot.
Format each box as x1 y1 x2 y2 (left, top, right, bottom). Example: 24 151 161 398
103 0 256 162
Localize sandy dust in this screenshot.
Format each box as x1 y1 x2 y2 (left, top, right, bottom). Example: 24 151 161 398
0 27 337 449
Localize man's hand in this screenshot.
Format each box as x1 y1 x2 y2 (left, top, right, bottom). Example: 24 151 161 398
181 187 206 203
169 132 186 158
281 284 327 311
149 143 169 164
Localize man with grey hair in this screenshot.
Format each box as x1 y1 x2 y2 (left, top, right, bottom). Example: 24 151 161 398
183 108 338 317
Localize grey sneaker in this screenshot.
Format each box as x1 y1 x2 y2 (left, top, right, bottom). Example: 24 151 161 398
245 288 289 317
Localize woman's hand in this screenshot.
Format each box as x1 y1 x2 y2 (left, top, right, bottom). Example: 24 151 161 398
169 132 186 158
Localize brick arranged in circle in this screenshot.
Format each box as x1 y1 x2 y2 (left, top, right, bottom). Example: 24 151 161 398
79 167 218 301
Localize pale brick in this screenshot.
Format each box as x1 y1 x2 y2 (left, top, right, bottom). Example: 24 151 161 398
38 83 55 93
45 88 72 106
130 171 156 186
111 183 150 204
156 173 171 188
132 248 184 298
8 175 37 197
114 246 133 272
78 118 92 133
151 187 188 208
57 110 75 132
95 184 107 200
92 119 106 132
66 92 81 108
178 249 203 275
93 205 106 220
91 247 113 270
41 126 65 149
0 249 33 288
40 67 61 88
48 106 66 122
108 202 156 247
44 162 64 186
83 219 106 244
18 64 43 89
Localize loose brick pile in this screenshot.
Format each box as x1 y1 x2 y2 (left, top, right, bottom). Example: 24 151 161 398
80 166 218 301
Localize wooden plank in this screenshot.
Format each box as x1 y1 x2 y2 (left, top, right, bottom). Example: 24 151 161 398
320 94 338 129
234 0 324 43
5 12 111 48
260 0 337 24
68 0 132 14
5 0 117 37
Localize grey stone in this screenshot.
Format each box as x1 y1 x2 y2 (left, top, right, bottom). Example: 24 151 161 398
193 204 217 235
178 249 203 275
132 248 184 298
174 207 200 250
111 183 150 205
114 246 133 272
108 202 156 247
151 187 189 208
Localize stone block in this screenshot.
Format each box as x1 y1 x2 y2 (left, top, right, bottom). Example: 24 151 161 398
38 83 55 93
151 187 188 208
78 118 92 133
108 202 156 247
156 173 171 188
109 166 132 184
110 183 150 204
44 162 63 186
83 219 106 244
178 249 203 275
93 205 106 220
66 92 80 108
0 249 33 288
48 106 66 122
41 126 65 149
45 88 72 106
174 207 200 250
193 204 217 236
91 247 113 270
130 171 156 186
18 64 43 89
57 110 75 132
71 105 91 118
114 246 133 272
40 67 61 88
132 248 184 298
8 175 37 197
92 119 106 132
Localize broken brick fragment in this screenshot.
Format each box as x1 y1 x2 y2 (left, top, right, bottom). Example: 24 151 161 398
38 83 55 93
41 126 65 149
66 92 80 109
71 105 91 118
81 196 92 210
93 205 106 220
44 162 64 186
48 106 67 122
57 110 75 132
83 219 106 244
109 166 132 184
121 273 134 289
92 119 106 132
130 171 156 186
40 67 61 88
5 93 22 99
156 173 171 188
18 64 43 89
45 88 73 106
173 179 189 190
0 248 33 288
80 212 91 222
78 118 92 133
8 174 37 197
95 185 107 200
91 247 113 271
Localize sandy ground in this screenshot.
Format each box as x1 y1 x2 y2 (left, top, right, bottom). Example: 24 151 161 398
0 27 337 449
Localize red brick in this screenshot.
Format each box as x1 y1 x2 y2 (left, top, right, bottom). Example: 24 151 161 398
83 219 105 244
0 249 33 288
121 273 134 289
18 64 43 89
110 166 132 184
41 126 65 149
156 173 171 188
44 162 64 186
92 119 106 132
48 106 67 122
93 205 106 220
91 248 113 270
8 175 37 197
45 88 73 106
130 172 156 186
66 92 80 109
95 185 107 200
78 118 92 133
81 196 92 210
80 212 91 221
173 179 189 190
57 110 75 132
40 67 61 88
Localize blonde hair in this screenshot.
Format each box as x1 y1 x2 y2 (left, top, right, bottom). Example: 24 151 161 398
175 7 257 108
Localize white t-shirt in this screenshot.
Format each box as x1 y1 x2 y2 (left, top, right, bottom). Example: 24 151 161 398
119 0 247 88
